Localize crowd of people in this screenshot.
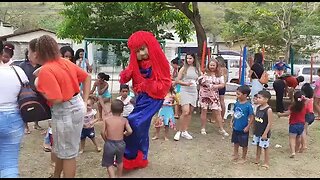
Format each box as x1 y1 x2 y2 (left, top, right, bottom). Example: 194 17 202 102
0 31 318 178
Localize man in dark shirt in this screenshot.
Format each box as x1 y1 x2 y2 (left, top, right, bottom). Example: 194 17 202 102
273 74 304 112
19 49 43 133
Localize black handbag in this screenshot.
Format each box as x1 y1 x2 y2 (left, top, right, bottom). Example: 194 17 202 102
11 66 51 123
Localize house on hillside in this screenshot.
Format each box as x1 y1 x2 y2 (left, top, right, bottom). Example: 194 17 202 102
0 28 73 60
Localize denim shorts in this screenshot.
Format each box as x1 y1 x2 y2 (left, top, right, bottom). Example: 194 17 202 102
51 94 85 159
81 128 95 140
0 110 24 178
289 123 304 136
231 130 249 147
252 135 270 149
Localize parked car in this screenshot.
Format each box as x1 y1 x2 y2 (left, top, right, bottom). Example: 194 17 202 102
296 65 320 84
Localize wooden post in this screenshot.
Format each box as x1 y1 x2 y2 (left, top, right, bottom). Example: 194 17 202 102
201 41 207 73
311 54 314 83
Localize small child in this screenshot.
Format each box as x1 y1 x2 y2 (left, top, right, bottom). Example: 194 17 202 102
90 72 111 120
278 91 312 158
100 99 133 178
252 94 259 115
252 90 273 169
42 120 55 176
116 84 135 118
152 85 176 141
313 69 320 118
43 121 53 152
79 97 102 154
301 83 315 151
231 85 254 163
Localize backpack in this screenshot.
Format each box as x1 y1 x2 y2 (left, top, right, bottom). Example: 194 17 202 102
11 66 51 123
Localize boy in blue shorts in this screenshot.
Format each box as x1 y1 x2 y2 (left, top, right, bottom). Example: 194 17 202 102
231 85 254 163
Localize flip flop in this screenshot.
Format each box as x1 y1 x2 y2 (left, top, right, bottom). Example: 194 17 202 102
43 147 51 152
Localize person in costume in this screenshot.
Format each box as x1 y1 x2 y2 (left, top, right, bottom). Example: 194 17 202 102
119 31 171 170
273 59 290 79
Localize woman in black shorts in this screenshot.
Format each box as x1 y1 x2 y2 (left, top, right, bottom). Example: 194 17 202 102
217 56 228 120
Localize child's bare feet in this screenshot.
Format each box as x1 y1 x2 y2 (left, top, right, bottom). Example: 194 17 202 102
232 155 239 162
237 158 247 164
289 153 295 158
96 147 102 152
254 160 260 165
261 164 269 169
164 137 169 141
152 136 159 140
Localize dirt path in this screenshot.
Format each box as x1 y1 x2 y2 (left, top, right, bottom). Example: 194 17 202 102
20 113 320 178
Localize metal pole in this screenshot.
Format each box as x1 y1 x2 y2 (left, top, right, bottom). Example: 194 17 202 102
240 46 247 85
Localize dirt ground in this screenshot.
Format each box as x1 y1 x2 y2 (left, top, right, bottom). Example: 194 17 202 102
20 110 320 178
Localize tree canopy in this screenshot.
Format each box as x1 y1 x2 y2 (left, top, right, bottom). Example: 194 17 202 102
57 2 192 43
220 2 320 61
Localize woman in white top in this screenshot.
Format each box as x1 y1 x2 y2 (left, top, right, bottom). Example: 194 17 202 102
75 48 92 73
0 41 29 178
174 53 201 141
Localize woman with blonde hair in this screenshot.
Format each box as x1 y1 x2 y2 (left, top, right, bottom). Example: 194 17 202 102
198 59 229 136
174 52 201 141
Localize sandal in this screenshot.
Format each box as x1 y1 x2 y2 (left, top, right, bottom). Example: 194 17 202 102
43 146 52 152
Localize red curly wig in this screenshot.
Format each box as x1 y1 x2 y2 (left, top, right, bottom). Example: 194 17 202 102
120 31 171 99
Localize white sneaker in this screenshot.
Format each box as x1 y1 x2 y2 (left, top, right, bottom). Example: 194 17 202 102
174 131 181 141
200 128 207 135
181 131 193 140
219 129 229 137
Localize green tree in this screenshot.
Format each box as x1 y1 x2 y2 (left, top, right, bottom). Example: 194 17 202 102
57 2 193 68
57 2 192 43
166 2 208 58
221 2 320 62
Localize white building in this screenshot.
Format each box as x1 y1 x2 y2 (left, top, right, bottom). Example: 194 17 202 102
0 28 73 60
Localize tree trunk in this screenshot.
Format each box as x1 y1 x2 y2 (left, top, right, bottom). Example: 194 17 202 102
285 42 290 63
194 15 207 60
169 2 207 61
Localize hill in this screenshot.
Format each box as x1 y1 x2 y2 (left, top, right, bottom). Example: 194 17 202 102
0 2 65 32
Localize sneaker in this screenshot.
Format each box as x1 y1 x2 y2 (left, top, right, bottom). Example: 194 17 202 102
200 128 207 135
181 131 193 140
174 131 181 141
219 129 229 137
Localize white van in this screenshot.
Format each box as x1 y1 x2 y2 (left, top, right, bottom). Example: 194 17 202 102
296 65 320 84
214 54 250 84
